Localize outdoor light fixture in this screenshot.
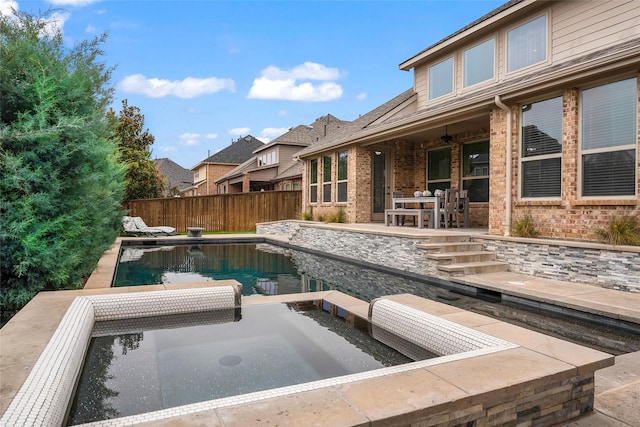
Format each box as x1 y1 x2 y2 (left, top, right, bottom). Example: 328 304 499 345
441 125 453 144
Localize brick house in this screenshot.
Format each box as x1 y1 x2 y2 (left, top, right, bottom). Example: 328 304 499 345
215 115 347 193
180 135 264 196
295 0 639 240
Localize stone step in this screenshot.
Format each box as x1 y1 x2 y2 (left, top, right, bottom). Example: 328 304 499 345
417 242 484 253
427 234 471 244
437 261 510 275
426 251 497 264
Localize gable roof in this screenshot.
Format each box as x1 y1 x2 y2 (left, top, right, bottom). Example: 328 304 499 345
192 135 264 169
154 158 193 193
295 89 416 158
255 114 349 153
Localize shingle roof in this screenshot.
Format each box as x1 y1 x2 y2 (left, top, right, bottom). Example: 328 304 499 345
295 89 416 158
154 158 193 193
196 135 264 167
256 114 349 152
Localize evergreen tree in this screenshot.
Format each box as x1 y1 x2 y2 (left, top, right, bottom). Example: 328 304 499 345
108 100 165 200
0 10 125 313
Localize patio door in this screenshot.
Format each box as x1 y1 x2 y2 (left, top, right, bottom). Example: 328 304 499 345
371 149 391 222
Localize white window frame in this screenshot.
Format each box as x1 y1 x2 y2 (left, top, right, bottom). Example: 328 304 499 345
578 77 637 199
463 38 495 88
337 151 348 203
519 95 563 199
428 56 454 100
322 154 332 203
506 14 548 74
309 159 318 204
426 147 451 193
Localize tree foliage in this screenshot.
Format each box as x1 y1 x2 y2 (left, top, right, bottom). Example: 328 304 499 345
108 100 165 200
0 10 125 313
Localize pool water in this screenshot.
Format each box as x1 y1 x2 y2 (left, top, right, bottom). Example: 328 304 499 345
67 302 419 425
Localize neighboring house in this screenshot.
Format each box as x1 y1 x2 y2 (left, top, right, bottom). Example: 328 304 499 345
295 0 640 240
215 115 347 193
154 158 192 196
181 135 264 196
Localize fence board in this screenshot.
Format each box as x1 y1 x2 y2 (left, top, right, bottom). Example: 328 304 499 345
122 191 302 232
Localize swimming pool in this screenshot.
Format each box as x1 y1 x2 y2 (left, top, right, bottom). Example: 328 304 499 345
113 241 640 355
67 301 419 425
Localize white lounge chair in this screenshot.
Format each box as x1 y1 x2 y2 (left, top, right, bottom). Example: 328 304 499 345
122 216 177 236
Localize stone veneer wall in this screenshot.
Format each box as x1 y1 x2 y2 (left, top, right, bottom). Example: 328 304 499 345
476 235 640 292
258 221 640 292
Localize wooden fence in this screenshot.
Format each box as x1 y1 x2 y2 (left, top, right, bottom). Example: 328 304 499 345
123 191 302 232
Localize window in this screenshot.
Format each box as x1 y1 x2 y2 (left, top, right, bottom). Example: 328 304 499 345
464 39 494 87
462 141 490 202
309 159 318 203
322 155 332 203
427 147 451 193
507 15 546 73
258 150 277 166
293 183 299 191
337 151 348 203
284 183 290 191
428 57 454 100
581 78 637 197
521 96 562 198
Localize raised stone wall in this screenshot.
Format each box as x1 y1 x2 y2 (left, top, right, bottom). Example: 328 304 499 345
476 236 640 292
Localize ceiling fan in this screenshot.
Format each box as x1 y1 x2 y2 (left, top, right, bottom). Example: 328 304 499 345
441 125 453 144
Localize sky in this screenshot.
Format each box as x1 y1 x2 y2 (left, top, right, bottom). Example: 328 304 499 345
3 0 505 169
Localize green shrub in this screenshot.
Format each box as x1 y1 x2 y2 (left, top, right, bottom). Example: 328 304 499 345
300 210 314 221
316 214 325 222
594 215 640 246
512 214 539 238
0 11 125 315
327 208 346 223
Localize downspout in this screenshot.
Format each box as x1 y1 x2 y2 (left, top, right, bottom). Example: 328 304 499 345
494 95 512 236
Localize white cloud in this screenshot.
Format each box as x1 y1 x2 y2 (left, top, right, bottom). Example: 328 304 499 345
40 11 70 37
47 0 98 5
248 62 343 102
260 127 288 138
0 0 18 16
205 133 218 140
257 137 271 143
278 110 289 117
158 146 178 152
228 127 250 136
180 133 201 146
356 92 368 101
119 74 235 99
85 24 98 34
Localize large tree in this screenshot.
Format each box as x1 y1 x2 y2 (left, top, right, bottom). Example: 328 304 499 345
0 10 125 313
108 100 165 200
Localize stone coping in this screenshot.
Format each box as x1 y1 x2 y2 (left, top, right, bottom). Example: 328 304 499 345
0 285 614 426
471 233 640 253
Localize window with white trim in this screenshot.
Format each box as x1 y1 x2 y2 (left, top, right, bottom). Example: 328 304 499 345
428 57 454 100
322 154 332 203
462 141 490 202
521 96 562 198
337 151 348 203
464 38 494 87
309 159 318 203
581 78 637 197
258 150 277 167
427 147 451 193
507 15 546 73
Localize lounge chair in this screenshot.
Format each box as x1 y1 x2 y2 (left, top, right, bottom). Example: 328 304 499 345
122 216 178 236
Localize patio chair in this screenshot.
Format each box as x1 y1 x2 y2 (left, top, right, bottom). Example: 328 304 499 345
122 216 178 236
439 189 460 228
392 191 415 226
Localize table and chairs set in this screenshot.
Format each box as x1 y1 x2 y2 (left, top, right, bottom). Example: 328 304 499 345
385 189 469 229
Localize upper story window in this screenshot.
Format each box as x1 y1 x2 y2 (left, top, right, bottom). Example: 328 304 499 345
258 150 277 166
520 96 562 198
428 57 454 100
581 78 637 197
309 159 318 203
337 151 348 203
322 154 332 203
426 147 451 193
463 38 494 87
507 15 546 73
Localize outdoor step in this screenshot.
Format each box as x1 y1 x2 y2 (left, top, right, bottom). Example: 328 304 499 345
437 261 510 275
426 251 496 263
417 242 484 252
427 234 471 244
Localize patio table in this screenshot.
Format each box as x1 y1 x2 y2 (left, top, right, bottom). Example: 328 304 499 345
392 196 441 228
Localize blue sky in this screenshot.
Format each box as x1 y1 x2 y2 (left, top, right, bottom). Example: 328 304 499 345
4 0 504 169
